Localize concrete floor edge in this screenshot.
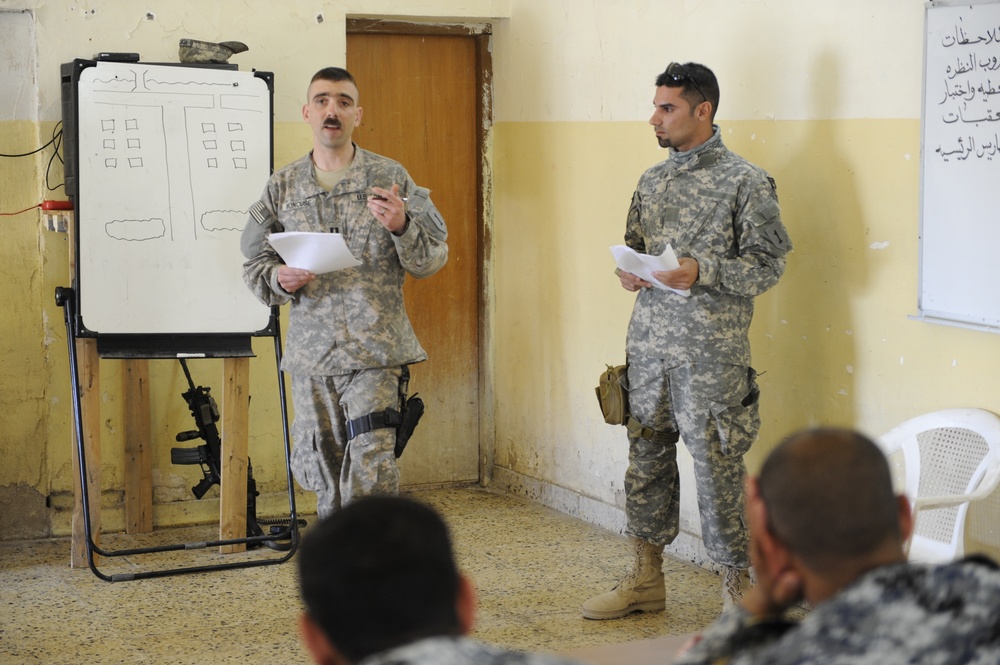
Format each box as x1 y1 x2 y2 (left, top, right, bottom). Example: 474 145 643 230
489 466 726 574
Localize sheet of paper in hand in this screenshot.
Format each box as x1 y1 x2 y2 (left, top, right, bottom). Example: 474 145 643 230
268 232 362 274
610 244 691 297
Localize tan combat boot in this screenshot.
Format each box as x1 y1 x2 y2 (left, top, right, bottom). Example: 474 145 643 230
581 537 666 620
721 566 752 613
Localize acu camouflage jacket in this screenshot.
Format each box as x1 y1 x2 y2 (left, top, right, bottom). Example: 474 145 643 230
625 129 791 367
241 147 448 375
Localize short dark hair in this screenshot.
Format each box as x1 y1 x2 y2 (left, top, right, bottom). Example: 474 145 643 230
758 428 902 573
297 496 462 662
308 67 357 95
655 62 720 120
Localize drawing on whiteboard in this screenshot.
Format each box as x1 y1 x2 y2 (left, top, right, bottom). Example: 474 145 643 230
105 218 167 241
200 209 246 233
79 62 269 244
73 60 273 335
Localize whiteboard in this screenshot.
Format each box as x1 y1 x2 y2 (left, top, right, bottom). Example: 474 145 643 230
72 61 272 335
920 0 1000 330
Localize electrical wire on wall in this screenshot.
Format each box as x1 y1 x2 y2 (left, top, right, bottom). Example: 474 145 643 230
0 203 43 217
0 121 65 216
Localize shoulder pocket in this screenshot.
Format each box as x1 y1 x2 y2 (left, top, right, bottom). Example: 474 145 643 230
749 201 790 254
407 186 447 236
407 185 432 211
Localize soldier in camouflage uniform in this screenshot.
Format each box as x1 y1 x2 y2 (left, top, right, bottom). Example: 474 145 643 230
582 62 791 620
241 67 448 518
675 427 1000 665
298 496 585 665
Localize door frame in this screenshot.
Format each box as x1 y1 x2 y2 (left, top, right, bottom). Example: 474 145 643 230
346 19 496 484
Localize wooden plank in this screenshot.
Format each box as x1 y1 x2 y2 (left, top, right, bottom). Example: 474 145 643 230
71 337 101 568
219 357 250 553
123 359 153 533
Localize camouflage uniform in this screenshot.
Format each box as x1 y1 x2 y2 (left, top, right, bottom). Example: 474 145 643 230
675 557 1000 665
242 146 447 517
623 128 790 567
359 636 586 665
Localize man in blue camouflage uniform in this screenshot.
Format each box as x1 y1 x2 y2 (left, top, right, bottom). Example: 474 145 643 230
675 427 1000 665
241 67 448 517
583 62 791 619
298 496 585 665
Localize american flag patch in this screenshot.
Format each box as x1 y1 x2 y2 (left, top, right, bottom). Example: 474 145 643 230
249 201 269 226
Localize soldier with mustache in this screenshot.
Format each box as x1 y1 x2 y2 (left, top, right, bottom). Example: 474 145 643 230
241 67 448 517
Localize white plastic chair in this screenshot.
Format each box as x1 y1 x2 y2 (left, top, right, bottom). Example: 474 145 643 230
876 408 1000 564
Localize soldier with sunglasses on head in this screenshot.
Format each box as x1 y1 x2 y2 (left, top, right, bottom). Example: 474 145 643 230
583 62 792 619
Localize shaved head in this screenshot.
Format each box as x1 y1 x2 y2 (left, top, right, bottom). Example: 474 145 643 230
758 428 902 573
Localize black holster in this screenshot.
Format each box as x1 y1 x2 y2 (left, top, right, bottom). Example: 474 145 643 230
345 366 425 458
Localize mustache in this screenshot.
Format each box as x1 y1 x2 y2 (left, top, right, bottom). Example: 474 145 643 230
323 119 342 128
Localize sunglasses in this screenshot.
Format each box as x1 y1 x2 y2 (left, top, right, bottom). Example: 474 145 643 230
664 62 707 104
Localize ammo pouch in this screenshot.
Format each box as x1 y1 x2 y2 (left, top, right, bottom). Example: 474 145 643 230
595 363 666 441
345 366 425 458
596 364 629 425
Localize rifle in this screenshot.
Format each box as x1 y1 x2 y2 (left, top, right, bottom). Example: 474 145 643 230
170 359 222 499
169 359 300 549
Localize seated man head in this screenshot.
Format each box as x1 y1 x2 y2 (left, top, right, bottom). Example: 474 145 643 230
745 427 914 611
297 495 475 664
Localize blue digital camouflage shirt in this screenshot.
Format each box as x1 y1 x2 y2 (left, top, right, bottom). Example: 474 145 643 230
359 636 586 665
676 556 1000 665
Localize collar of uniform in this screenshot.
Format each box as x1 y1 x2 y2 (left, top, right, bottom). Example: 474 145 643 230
669 125 723 168
336 143 370 195
306 143 369 198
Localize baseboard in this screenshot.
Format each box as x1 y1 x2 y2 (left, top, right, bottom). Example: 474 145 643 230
490 466 720 572
46 489 308 537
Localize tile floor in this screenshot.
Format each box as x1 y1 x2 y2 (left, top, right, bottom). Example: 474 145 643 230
0 486 724 664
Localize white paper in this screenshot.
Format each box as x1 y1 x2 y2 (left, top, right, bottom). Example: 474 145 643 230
610 244 691 297
268 232 361 274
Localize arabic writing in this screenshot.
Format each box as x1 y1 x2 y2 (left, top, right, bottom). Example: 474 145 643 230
935 14 1000 162
920 4 1000 331
935 133 1000 160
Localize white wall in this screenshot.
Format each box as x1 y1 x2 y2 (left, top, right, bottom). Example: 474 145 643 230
494 0 924 122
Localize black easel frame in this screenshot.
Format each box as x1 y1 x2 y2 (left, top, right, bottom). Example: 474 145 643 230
57 57 297 581
56 288 299 582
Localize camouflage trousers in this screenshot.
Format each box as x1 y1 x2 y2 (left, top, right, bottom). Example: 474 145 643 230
290 368 402 519
625 357 760 568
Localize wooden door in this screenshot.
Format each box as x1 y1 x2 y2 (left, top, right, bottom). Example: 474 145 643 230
347 31 481 485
